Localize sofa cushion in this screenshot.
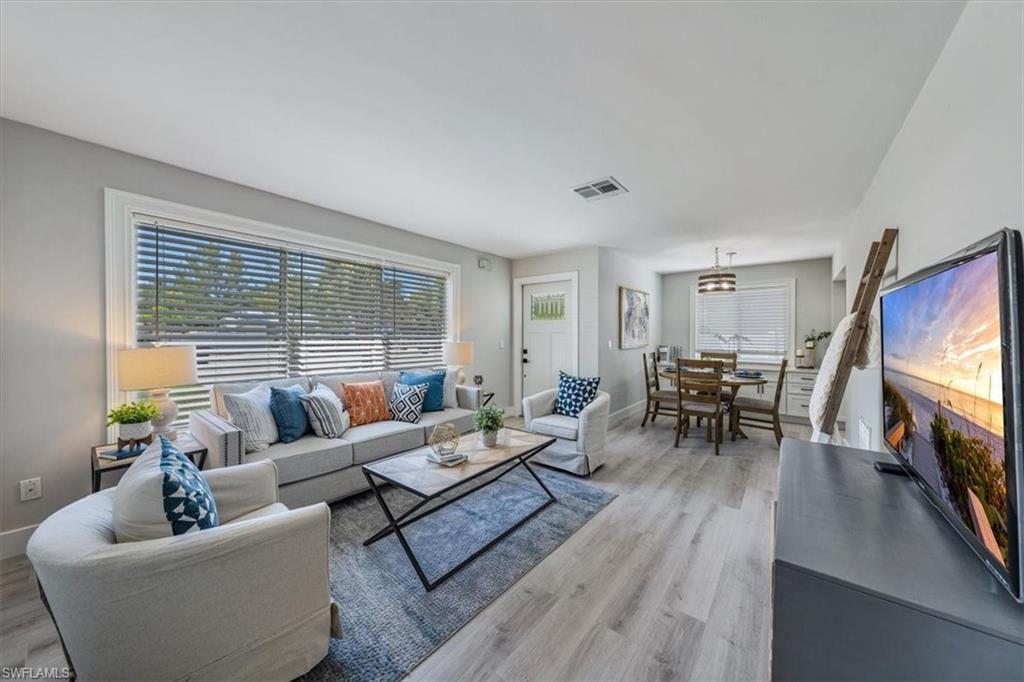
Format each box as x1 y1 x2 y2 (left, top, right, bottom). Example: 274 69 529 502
228 502 290 524
313 372 381 403
300 383 350 438
224 383 293 453
342 380 390 426
418 408 475 440
114 437 220 542
246 435 353 485
270 385 309 443
344 421 425 465
530 414 580 441
555 371 601 418
399 370 446 411
389 382 428 423
211 377 311 420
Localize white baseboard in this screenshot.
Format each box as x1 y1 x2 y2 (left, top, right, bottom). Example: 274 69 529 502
609 399 645 428
1 524 37 559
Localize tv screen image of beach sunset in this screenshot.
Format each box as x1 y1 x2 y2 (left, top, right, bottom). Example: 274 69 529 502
881 251 1008 566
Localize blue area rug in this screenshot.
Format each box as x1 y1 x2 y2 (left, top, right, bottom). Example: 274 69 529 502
299 465 616 681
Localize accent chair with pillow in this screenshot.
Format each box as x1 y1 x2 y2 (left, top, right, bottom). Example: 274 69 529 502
522 372 610 476
26 441 335 681
189 368 482 508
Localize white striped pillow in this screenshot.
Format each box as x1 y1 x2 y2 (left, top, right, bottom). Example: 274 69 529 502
223 383 286 453
299 383 351 438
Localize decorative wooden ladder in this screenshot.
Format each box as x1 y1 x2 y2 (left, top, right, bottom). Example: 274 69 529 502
813 228 899 442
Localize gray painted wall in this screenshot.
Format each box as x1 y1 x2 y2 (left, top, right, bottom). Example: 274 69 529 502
0 119 512 542
661 258 835 359
598 248 661 413
833 1 1023 451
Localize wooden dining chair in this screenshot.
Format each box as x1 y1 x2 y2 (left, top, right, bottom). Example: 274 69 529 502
700 351 738 372
674 358 725 455
731 358 788 446
641 351 679 427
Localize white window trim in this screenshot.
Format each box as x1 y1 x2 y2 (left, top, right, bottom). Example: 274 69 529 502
105 188 461 439
688 278 796 365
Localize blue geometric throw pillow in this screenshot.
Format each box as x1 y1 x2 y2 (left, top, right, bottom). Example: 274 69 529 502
113 436 219 542
160 437 219 535
554 371 601 418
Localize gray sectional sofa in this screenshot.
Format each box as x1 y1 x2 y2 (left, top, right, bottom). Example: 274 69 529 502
189 369 481 508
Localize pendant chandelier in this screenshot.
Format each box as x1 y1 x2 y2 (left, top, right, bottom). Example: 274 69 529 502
697 248 737 294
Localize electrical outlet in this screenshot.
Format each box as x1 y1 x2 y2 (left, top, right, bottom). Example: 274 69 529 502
607 340 613 349
499 339 505 350
20 477 41 501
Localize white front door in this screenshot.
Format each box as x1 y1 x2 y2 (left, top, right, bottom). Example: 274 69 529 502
522 281 573 398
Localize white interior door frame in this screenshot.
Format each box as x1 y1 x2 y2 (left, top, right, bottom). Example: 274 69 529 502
512 271 579 415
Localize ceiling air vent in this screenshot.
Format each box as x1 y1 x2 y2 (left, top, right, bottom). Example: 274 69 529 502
571 176 628 202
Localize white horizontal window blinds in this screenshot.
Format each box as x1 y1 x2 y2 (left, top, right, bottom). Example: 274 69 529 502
695 284 789 363
136 221 450 424
136 224 289 422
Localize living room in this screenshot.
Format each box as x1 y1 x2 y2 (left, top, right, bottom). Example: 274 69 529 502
2 1 1022 680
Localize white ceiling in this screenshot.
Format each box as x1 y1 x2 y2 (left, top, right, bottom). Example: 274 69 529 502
1 1 963 272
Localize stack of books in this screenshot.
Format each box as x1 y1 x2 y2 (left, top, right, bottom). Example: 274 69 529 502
425 450 468 467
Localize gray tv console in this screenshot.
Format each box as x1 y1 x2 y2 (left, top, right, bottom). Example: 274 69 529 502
772 439 1024 680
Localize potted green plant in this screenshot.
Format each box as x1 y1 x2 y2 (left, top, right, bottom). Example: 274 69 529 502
473 405 505 447
804 329 832 349
107 400 162 441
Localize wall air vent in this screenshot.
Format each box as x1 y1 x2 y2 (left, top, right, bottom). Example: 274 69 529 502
571 176 628 201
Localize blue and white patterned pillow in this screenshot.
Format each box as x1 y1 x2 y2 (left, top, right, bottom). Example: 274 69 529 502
554 371 601 418
159 438 219 535
390 382 428 423
113 436 219 542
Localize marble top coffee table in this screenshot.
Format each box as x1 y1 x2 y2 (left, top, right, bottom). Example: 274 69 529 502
362 427 556 591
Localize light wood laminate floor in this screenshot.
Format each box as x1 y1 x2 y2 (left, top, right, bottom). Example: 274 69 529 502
1 415 805 680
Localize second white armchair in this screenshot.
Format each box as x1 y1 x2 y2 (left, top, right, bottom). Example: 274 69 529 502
522 389 610 476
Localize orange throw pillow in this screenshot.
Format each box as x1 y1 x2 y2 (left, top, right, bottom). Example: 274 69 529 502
342 380 390 426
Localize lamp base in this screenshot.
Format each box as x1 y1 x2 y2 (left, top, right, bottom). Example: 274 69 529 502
148 388 179 440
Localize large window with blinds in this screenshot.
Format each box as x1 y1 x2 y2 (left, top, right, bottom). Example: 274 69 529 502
693 281 792 364
135 221 450 423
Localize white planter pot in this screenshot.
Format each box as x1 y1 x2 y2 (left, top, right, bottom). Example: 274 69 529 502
805 341 816 349
119 421 152 441
481 430 499 447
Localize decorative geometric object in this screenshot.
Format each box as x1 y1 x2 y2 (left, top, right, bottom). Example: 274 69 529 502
428 423 461 457
618 286 650 349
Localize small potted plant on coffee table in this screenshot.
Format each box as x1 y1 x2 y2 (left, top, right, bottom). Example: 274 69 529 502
107 400 162 443
473 405 505 447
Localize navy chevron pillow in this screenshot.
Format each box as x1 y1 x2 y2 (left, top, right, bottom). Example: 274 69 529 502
554 371 600 418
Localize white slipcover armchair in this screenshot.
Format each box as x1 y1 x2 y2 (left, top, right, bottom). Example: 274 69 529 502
522 389 611 476
27 460 336 681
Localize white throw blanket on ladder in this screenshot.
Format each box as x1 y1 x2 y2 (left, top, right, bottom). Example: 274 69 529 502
809 311 881 444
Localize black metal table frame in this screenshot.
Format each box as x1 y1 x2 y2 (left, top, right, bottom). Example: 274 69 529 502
362 435 556 591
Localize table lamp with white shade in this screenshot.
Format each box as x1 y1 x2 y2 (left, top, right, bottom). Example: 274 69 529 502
117 345 198 440
443 341 474 384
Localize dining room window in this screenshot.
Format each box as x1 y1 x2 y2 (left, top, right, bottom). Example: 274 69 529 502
692 280 793 364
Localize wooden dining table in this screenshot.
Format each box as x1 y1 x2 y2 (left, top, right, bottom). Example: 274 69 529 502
657 367 768 439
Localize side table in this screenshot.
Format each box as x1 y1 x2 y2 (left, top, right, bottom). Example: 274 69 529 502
91 433 208 493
